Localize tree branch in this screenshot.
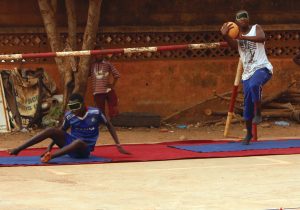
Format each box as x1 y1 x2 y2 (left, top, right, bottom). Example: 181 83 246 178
74 0 102 95
65 0 77 50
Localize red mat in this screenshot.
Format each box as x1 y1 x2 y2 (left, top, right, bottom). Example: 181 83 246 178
1 139 300 167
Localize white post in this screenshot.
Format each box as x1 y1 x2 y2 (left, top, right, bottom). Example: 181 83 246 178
0 73 11 132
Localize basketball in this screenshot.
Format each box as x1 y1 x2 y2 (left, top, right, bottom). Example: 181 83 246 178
227 22 239 39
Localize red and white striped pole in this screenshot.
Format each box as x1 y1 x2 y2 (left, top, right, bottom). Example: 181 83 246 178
0 42 228 61
252 123 258 141
224 59 258 141
224 59 243 137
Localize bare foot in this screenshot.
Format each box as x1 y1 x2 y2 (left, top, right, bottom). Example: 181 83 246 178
40 150 49 158
40 152 52 163
7 148 20 156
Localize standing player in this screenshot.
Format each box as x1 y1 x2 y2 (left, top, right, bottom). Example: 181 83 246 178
220 10 273 145
8 93 130 162
90 48 120 119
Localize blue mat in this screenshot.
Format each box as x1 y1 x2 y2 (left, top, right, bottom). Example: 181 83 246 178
171 139 300 153
0 155 111 166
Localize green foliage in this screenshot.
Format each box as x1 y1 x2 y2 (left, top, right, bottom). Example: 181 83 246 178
42 104 64 127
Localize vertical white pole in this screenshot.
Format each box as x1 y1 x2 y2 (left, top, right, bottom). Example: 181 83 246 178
0 73 11 132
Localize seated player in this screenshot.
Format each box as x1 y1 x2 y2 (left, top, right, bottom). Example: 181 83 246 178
8 93 130 163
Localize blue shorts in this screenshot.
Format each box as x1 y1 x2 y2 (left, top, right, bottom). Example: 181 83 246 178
64 133 92 158
242 68 272 120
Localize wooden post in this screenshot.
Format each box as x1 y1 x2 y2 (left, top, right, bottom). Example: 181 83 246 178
0 74 11 132
224 59 243 137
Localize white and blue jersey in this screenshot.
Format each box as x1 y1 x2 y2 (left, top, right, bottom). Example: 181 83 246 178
62 107 107 150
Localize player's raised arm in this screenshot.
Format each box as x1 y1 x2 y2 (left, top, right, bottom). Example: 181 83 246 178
239 24 266 43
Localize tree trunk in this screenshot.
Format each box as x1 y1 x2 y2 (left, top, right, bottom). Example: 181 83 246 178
74 0 102 96
65 0 77 51
38 0 62 56
39 0 102 105
50 0 57 14
64 0 78 105
38 0 72 107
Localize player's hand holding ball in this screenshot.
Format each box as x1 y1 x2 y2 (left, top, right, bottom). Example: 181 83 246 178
220 22 240 39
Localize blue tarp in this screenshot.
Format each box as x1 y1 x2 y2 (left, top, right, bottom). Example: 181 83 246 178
171 140 300 153
0 155 111 165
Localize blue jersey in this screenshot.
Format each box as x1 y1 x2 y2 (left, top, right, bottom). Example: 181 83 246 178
62 107 107 148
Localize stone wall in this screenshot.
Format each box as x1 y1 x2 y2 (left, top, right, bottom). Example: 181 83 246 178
0 0 299 117
2 57 298 117
0 0 299 28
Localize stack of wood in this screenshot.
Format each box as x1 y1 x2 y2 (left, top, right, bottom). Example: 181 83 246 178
204 81 300 125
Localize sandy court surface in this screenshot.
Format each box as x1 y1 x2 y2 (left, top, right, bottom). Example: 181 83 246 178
1 122 300 210
0 155 300 210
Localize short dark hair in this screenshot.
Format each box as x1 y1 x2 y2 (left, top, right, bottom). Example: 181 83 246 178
69 93 84 103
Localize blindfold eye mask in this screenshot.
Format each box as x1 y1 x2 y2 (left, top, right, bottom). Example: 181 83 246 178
68 101 82 111
236 12 249 20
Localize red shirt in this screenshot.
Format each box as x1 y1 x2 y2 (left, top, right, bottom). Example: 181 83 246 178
90 60 120 94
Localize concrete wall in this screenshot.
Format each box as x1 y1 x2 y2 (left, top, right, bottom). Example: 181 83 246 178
0 0 299 27
0 0 299 118
107 58 300 117
3 57 299 117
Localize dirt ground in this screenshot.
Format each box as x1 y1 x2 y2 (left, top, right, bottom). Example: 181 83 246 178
1 120 299 150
